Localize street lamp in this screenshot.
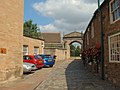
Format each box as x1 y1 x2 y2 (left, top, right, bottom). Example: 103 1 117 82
98 0 104 80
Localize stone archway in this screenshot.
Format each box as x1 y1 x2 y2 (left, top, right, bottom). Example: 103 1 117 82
63 31 83 58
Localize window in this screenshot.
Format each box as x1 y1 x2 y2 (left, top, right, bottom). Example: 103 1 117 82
23 45 28 55
34 55 41 59
34 47 39 55
23 56 32 60
109 32 120 62
110 0 120 22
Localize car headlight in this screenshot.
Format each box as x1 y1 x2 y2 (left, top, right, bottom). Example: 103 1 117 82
23 65 31 69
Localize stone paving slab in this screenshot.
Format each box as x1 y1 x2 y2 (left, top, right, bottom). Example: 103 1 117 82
35 59 120 90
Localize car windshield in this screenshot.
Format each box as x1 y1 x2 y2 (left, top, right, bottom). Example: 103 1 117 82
39 55 52 59
23 56 32 60
44 55 52 58
39 55 44 59
34 55 42 59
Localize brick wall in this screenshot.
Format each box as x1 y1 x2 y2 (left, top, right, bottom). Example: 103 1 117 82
83 0 120 86
0 0 24 81
104 0 120 85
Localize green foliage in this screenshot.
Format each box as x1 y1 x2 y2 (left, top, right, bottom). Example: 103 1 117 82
23 20 42 39
75 46 81 56
70 45 81 57
70 45 75 56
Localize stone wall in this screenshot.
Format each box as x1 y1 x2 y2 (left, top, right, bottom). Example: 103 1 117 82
44 48 68 61
55 49 68 60
44 48 56 55
23 36 44 55
0 0 24 82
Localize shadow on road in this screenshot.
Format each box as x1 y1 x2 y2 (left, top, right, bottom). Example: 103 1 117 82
65 59 120 90
65 59 83 90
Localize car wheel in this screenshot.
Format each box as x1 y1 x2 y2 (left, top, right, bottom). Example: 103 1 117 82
49 65 53 67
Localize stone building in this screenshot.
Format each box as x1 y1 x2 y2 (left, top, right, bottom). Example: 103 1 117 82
83 0 120 86
42 32 68 60
23 36 44 55
0 0 24 81
42 32 63 49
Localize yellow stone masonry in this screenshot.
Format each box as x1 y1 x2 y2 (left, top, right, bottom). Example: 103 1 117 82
23 36 44 55
0 0 24 81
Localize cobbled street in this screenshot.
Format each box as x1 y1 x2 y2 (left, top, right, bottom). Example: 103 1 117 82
35 59 120 90
0 59 120 90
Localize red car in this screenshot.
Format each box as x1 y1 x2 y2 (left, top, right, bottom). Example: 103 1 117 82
23 55 44 69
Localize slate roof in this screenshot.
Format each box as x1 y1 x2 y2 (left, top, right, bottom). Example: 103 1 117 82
42 32 61 43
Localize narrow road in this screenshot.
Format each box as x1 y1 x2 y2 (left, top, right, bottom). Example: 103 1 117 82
35 59 120 90
0 59 120 90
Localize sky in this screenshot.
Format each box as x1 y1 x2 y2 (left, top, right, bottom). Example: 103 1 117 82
24 0 103 35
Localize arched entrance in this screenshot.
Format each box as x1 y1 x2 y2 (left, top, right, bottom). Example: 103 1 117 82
69 41 82 57
63 31 83 58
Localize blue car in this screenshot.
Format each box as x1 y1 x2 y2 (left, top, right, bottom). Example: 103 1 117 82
39 54 55 67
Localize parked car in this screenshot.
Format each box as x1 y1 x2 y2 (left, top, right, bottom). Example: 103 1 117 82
38 54 55 67
23 62 36 73
23 55 44 69
23 62 37 71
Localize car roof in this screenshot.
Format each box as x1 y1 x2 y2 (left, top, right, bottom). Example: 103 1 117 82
24 55 34 56
39 54 51 56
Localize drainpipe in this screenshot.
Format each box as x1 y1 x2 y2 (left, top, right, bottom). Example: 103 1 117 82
98 0 105 80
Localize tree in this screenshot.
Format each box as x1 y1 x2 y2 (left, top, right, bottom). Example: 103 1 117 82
75 46 81 56
70 45 81 57
70 45 75 56
23 20 42 39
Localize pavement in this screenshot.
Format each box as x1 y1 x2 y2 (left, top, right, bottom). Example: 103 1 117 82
0 60 64 90
0 59 120 90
